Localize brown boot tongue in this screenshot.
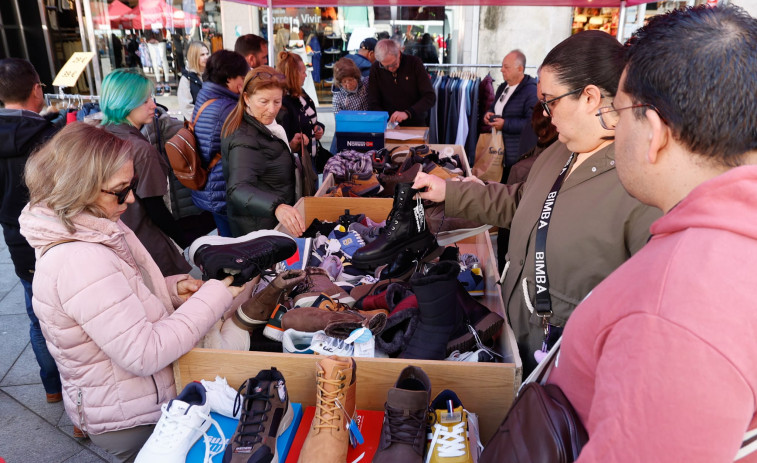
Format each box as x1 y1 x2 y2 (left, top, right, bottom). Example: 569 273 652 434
387 388 428 411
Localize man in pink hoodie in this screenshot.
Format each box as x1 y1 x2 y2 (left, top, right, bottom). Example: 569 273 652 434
549 6 757 462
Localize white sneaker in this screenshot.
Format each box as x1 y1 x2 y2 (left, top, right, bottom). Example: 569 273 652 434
136 382 225 463
311 331 354 356
282 329 316 354
446 349 496 362
200 376 239 419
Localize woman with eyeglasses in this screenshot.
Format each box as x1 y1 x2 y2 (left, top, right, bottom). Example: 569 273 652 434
413 31 662 376
18 123 246 461
221 66 306 237
99 68 191 276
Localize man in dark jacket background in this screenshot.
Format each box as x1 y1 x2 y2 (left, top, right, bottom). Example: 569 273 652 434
0 58 62 403
367 39 436 127
483 49 539 177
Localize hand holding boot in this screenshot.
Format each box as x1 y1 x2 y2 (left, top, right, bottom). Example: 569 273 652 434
412 172 446 203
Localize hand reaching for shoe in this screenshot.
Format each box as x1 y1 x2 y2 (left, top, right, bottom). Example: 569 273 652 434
275 204 306 237
221 276 247 298
412 172 447 203
177 277 205 302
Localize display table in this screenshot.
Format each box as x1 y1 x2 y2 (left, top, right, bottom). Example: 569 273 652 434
385 126 429 145
174 197 521 444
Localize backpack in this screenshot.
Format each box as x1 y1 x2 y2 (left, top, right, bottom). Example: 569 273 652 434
164 98 221 190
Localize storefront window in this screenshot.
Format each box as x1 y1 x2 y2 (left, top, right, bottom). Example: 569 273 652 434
263 6 455 104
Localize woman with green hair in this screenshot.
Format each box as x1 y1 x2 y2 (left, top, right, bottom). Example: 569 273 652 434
99 68 191 276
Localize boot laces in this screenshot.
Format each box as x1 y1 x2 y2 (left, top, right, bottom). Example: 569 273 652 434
384 404 426 446
232 382 273 446
426 421 467 462
313 372 346 431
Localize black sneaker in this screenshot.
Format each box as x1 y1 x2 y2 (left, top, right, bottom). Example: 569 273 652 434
188 230 297 286
223 368 293 463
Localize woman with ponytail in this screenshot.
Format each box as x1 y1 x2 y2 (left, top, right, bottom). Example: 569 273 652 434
220 66 305 237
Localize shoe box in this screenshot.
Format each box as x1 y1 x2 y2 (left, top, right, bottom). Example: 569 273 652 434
334 132 386 153
335 111 389 153
174 197 522 445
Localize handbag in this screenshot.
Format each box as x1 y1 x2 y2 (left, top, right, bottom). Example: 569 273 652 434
480 338 589 463
472 127 504 182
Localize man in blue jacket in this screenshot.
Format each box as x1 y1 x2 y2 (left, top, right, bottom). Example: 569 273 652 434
483 49 538 175
0 58 62 403
344 37 376 77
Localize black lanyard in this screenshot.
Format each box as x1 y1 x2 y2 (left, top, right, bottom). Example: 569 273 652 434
533 152 576 318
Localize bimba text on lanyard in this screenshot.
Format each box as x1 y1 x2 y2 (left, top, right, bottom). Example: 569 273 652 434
534 152 575 356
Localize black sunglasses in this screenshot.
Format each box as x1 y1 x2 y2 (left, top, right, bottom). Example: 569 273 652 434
101 177 138 204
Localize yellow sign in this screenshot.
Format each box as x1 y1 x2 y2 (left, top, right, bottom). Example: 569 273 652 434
52 52 95 88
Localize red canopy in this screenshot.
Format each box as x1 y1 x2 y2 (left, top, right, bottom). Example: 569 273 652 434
93 0 133 28
122 0 201 30
223 0 647 8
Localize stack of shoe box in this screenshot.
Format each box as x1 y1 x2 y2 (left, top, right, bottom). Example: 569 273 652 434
173 196 521 447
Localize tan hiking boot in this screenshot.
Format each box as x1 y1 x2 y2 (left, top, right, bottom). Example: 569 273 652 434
297 356 356 463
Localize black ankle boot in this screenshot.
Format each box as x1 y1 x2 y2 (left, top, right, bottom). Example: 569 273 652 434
352 182 437 269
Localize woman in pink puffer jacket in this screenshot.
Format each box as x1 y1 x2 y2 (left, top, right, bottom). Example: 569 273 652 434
19 123 246 462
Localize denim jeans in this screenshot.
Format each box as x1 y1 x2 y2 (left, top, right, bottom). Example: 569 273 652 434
212 212 232 237
20 279 62 394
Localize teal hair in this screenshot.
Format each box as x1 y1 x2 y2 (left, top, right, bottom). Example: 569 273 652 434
99 69 154 125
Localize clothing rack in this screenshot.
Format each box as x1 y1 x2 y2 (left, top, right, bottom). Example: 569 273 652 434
44 92 100 109
424 63 501 68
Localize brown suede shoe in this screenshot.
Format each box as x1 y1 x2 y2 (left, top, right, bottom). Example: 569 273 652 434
297 356 356 463
291 267 355 308
73 425 86 438
46 392 63 403
281 294 387 335
234 270 306 330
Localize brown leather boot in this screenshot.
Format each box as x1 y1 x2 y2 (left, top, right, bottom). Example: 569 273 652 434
281 294 387 335
291 267 355 308
233 270 306 331
298 356 356 463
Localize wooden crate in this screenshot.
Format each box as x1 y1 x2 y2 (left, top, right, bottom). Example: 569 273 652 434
174 198 521 444
385 126 429 145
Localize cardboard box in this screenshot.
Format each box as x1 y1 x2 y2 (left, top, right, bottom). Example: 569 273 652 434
334 131 385 153
175 198 522 444
335 110 389 133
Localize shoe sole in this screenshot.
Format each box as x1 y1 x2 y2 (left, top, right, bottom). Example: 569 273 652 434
351 233 435 269
188 230 294 266
263 324 285 342
446 312 505 354
272 404 295 463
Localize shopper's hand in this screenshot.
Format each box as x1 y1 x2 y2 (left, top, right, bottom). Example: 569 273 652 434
412 172 447 203
177 277 204 302
389 111 409 124
290 133 310 152
484 111 494 126
222 276 247 298
275 204 306 237
313 125 324 140
490 117 504 131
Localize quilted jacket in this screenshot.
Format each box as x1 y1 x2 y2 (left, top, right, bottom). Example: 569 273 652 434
19 204 232 435
190 81 239 214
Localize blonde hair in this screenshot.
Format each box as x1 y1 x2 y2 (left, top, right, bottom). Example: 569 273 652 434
25 123 133 233
186 41 209 73
276 51 304 97
222 66 286 138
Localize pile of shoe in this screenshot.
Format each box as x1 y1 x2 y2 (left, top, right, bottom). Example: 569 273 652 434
322 149 383 197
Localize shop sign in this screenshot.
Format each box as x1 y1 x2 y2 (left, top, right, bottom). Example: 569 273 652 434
52 52 95 88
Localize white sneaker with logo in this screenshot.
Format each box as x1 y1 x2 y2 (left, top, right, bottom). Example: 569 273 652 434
135 382 225 463
311 331 355 356
282 329 316 354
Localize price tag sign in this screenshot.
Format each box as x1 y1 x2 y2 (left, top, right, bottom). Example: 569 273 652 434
52 52 95 88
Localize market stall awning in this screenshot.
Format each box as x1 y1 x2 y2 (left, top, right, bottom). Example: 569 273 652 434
223 0 647 8
122 0 201 30
93 0 132 28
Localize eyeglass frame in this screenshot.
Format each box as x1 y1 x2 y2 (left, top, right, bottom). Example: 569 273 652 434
101 177 139 204
378 55 400 72
596 103 661 131
540 87 584 117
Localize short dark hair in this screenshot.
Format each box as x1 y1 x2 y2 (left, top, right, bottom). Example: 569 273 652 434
203 50 249 86
0 58 39 105
541 30 624 98
234 34 267 57
623 6 757 165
